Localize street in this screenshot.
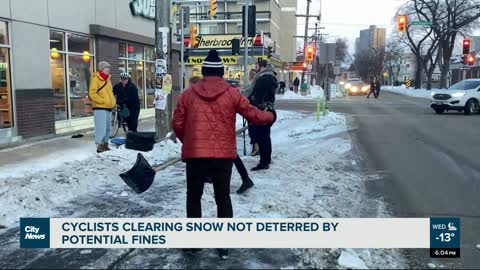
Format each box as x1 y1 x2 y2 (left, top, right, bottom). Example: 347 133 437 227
278 91 480 268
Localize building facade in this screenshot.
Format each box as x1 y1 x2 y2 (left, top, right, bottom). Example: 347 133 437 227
355 25 386 55
0 0 158 145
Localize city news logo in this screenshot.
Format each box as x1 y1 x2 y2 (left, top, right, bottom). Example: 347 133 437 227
430 217 460 258
20 218 50 248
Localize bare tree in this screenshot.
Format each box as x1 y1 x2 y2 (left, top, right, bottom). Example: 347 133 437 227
354 47 386 81
335 38 349 65
384 40 406 85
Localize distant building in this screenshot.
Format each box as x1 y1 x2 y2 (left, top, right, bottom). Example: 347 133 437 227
355 25 386 55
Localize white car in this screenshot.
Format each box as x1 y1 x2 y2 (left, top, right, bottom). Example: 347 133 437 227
431 79 480 115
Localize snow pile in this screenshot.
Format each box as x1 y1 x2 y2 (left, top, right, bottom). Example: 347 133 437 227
338 250 369 269
383 86 435 99
0 140 181 227
309 85 325 98
281 90 308 100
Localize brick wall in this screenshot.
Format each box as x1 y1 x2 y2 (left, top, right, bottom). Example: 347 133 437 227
95 37 120 83
15 89 55 138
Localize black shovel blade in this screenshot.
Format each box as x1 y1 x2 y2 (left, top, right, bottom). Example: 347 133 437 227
119 153 156 194
125 132 156 152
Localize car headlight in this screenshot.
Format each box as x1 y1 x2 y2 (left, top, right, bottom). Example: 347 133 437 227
431 92 436 97
362 86 369 92
451 92 465 98
345 83 352 89
351 87 358 92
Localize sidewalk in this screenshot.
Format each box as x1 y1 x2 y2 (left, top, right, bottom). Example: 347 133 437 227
0 118 155 177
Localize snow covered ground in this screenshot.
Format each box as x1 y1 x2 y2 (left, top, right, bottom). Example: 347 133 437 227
0 110 405 269
382 85 435 99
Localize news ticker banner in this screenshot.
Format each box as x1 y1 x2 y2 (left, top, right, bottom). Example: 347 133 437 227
20 218 460 258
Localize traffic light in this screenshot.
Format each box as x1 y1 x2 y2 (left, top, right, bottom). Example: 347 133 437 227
305 45 315 62
242 5 256 38
232 38 240 55
266 46 272 58
467 55 475 66
397 15 407 33
463 39 471 55
209 0 217 18
189 24 198 48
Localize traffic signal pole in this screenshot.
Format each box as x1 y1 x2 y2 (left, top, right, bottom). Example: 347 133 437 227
301 0 311 87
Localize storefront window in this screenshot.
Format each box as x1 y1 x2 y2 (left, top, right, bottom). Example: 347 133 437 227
68 34 92 53
0 22 8 45
119 42 127 58
69 55 93 118
128 44 143 61
145 62 155 108
50 30 94 121
120 43 155 109
0 47 12 128
51 55 67 121
128 61 145 109
50 31 65 51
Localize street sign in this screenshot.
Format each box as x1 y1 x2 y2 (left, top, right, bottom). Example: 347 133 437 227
410 21 432 26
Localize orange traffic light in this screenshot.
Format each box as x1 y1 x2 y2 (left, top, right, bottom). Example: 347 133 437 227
305 45 315 62
463 39 471 55
209 0 217 18
467 55 475 66
398 15 407 32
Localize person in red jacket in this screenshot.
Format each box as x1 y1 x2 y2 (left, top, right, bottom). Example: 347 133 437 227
172 50 275 259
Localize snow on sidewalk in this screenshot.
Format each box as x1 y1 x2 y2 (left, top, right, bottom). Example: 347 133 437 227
0 110 405 269
279 85 344 100
383 85 434 99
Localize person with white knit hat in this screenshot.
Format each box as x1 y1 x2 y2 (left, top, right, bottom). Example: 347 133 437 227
88 61 116 153
172 50 276 260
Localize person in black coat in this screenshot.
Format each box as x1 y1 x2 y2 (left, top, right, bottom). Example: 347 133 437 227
113 73 141 132
293 77 300 93
247 59 278 171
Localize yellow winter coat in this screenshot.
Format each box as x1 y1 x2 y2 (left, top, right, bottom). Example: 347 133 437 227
88 72 116 110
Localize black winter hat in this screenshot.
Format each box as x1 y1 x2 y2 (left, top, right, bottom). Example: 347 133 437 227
202 50 224 77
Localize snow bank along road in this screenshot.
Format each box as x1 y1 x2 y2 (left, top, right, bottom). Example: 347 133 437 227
277 91 480 269
0 110 403 269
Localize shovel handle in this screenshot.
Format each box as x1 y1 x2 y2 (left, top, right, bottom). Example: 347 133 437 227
151 126 249 172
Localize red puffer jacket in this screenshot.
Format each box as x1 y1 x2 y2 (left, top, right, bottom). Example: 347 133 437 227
172 76 274 161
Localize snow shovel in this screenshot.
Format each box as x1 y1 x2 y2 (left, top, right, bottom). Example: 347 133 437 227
120 153 182 194
119 126 248 194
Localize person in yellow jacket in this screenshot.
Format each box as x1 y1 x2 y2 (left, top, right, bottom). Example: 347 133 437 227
89 61 116 153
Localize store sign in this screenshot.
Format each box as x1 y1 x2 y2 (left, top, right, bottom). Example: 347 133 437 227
189 35 262 49
186 56 239 65
130 0 155 20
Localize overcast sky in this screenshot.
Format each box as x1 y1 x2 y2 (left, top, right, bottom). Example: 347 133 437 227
296 0 402 53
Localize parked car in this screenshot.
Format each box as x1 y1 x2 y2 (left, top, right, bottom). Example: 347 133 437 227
431 79 480 115
344 79 369 96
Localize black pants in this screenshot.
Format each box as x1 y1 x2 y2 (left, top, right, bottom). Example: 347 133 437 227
125 106 140 132
256 125 272 166
233 155 248 181
375 89 380 98
367 89 375 98
248 124 257 145
186 159 233 218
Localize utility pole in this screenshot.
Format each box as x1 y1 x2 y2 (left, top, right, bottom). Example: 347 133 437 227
155 0 172 140
301 0 311 87
243 0 249 88
310 22 318 85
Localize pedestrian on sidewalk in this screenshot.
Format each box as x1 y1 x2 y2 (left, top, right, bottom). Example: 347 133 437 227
367 76 376 99
374 76 382 99
172 50 275 259
188 75 255 195
293 77 300 93
246 59 278 171
113 72 140 132
88 61 116 153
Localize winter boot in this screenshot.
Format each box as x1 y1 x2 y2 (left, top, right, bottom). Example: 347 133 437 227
236 177 254 194
102 143 111 151
251 164 269 171
250 143 259 156
96 144 107 153
217 248 229 260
